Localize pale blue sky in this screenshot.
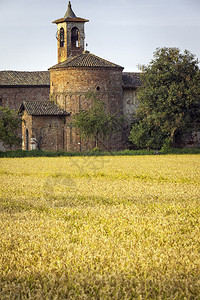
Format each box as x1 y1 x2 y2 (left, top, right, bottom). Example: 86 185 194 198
0 0 200 72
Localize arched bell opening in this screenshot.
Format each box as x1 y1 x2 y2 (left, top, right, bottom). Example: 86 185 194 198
71 27 80 48
60 27 65 47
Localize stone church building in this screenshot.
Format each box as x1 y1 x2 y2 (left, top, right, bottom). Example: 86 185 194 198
0 2 141 151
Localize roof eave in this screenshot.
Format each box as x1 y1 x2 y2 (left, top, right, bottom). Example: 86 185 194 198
18 101 70 116
122 86 138 90
31 113 70 116
0 85 50 88
52 17 89 24
49 66 124 71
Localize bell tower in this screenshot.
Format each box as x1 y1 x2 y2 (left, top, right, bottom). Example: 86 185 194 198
53 1 89 63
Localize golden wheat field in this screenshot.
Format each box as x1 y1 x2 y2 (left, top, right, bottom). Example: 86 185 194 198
0 155 200 299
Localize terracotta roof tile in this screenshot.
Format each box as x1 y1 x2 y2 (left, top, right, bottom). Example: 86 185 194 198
122 72 142 89
49 52 123 70
19 101 68 116
0 71 50 86
0 70 141 89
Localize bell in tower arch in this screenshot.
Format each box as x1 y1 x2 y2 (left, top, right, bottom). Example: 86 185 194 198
53 1 89 62
71 27 80 48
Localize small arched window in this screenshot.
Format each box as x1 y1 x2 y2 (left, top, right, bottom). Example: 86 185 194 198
71 27 80 48
60 28 65 47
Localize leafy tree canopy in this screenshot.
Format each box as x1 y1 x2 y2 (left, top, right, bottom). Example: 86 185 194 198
73 93 121 149
0 106 21 149
129 47 200 149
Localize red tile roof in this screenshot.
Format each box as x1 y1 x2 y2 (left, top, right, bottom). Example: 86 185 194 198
0 71 50 87
49 52 123 70
19 101 68 116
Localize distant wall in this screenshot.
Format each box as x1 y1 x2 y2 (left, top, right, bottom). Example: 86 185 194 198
0 86 50 111
0 86 50 150
22 112 66 152
123 88 138 125
50 67 124 151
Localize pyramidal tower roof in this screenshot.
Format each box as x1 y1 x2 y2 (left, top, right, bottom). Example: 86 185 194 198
53 1 89 24
64 1 77 19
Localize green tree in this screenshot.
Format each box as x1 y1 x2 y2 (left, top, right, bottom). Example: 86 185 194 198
73 93 121 149
0 106 21 149
129 47 200 149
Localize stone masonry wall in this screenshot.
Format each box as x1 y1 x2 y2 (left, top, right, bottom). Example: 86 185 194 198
50 67 124 151
22 113 66 151
66 22 85 59
22 111 32 151
123 88 138 125
121 88 139 148
0 86 50 111
57 22 85 63
0 86 50 150
32 116 66 151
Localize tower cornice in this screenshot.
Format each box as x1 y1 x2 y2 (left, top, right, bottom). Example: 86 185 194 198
52 17 89 24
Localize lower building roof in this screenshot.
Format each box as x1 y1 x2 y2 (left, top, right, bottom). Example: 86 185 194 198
0 71 50 87
19 101 69 116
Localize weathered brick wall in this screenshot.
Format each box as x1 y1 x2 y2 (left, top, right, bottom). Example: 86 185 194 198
66 22 85 59
22 113 66 151
57 22 85 63
121 88 139 148
50 67 124 151
0 86 50 111
22 111 32 151
50 68 122 95
32 116 66 151
0 86 50 150
123 88 138 125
